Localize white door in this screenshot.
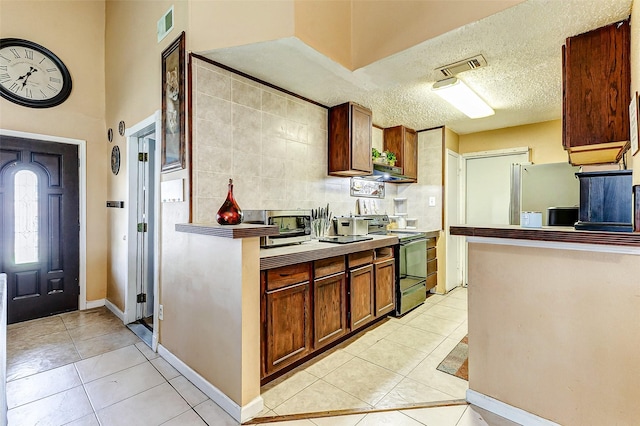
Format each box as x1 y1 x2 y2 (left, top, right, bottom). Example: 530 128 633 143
445 150 462 291
464 149 530 225
125 112 161 349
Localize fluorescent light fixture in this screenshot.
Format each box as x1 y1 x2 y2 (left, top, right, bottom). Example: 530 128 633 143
432 77 495 119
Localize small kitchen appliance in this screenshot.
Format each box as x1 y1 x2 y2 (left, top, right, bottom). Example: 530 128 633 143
334 215 370 236
243 209 311 247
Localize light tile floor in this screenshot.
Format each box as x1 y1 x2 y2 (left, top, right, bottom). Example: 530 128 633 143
5 288 519 425
259 287 470 417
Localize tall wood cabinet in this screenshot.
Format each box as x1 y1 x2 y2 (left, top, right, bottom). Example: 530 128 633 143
384 125 417 181
562 19 630 164
328 102 373 176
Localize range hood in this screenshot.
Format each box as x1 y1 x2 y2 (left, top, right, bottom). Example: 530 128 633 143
372 163 414 183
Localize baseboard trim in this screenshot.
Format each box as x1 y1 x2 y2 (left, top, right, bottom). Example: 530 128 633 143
158 344 264 423
466 389 560 426
85 299 105 309
104 299 125 322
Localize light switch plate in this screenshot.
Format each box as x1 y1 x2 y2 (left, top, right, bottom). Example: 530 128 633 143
428 196 436 207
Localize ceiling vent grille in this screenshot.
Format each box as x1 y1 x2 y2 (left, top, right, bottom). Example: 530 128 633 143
436 54 487 77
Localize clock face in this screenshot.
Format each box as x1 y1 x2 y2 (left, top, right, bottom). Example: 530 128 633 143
0 38 72 108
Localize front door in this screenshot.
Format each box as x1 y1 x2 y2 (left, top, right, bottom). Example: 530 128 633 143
0 135 79 324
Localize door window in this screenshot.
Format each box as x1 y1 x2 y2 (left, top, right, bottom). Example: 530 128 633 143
14 169 39 264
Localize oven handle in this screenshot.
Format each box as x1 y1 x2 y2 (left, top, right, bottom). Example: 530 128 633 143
398 236 427 246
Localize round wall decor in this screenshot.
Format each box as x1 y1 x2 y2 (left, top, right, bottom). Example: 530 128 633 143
111 145 120 175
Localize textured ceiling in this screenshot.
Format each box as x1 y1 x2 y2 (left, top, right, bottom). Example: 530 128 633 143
201 0 633 135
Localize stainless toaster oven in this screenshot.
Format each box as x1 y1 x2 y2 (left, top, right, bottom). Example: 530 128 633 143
243 210 312 247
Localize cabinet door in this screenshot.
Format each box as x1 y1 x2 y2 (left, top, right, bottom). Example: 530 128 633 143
328 102 372 176
349 264 374 330
563 20 630 148
384 125 417 182
374 258 395 317
264 282 312 376
403 128 417 180
314 272 347 349
351 104 373 173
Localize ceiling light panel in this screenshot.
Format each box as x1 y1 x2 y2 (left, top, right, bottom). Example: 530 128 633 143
432 77 495 119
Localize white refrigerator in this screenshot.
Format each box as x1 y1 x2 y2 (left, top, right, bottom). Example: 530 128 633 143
509 162 580 226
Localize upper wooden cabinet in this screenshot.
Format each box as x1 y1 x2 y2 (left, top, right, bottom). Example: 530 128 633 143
384 125 417 181
328 102 373 176
562 19 630 165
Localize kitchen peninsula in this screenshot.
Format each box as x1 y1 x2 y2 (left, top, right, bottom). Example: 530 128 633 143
166 222 398 422
450 225 640 425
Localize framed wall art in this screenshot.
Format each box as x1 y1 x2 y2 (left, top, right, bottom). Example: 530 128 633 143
161 31 186 172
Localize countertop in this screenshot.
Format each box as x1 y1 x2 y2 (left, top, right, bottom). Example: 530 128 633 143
450 224 640 248
260 234 399 270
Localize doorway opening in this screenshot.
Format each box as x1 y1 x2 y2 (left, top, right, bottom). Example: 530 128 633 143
124 112 161 349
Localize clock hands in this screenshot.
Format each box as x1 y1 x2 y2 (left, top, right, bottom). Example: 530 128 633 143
16 66 37 88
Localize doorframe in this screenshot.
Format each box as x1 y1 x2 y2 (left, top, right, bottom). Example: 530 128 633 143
124 111 161 350
460 146 529 285
0 128 88 309
444 149 463 291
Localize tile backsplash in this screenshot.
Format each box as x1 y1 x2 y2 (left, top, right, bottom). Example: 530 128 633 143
192 57 441 230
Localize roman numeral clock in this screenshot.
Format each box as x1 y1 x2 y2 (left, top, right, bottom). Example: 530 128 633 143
0 38 72 108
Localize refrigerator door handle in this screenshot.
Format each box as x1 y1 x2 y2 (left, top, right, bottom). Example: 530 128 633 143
509 163 521 225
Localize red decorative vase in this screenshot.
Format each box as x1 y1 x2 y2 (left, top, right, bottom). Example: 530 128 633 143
216 179 242 225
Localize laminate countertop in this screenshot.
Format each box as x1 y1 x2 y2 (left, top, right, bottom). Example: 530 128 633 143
450 224 640 248
259 235 399 270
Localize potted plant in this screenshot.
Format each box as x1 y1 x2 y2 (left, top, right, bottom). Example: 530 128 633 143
372 148 381 163
384 150 397 166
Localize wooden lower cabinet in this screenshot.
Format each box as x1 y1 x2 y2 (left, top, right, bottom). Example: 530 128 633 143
314 272 347 349
349 264 375 330
374 258 395 316
262 246 396 381
263 281 312 377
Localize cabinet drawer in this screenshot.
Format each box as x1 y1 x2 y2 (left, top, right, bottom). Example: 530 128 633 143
266 263 310 291
348 250 374 269
375 246 394 261
426 237 437 249
314 256 345 278
427 259 437 275
426 247 436 261
426 273 437 291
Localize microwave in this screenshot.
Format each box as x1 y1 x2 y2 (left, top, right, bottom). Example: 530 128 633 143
243 210 312 247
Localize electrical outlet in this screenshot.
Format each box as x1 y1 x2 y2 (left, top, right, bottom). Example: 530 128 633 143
158 304 164 320
428 196 436 207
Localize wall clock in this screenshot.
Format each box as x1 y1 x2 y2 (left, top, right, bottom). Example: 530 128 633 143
111 145 121 175
0 38 72 108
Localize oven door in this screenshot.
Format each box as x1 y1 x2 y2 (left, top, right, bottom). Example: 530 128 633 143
399 237 427 291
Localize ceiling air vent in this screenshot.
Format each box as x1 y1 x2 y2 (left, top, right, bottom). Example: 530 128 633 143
436 54 487 77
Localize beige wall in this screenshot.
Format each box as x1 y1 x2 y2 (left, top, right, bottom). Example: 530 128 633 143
294 0 352 69
0 0 107 302
190 1 294 54
350 1 524 69
104 0 189 311
467 241 640 425
458 119 566 164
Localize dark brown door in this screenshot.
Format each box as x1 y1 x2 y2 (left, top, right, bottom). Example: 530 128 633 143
0 135 79 324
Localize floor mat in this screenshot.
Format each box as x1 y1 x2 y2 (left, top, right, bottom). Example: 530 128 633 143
436 335 468 381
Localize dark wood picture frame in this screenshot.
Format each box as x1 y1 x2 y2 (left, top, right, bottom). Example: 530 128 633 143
161 31 186 172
